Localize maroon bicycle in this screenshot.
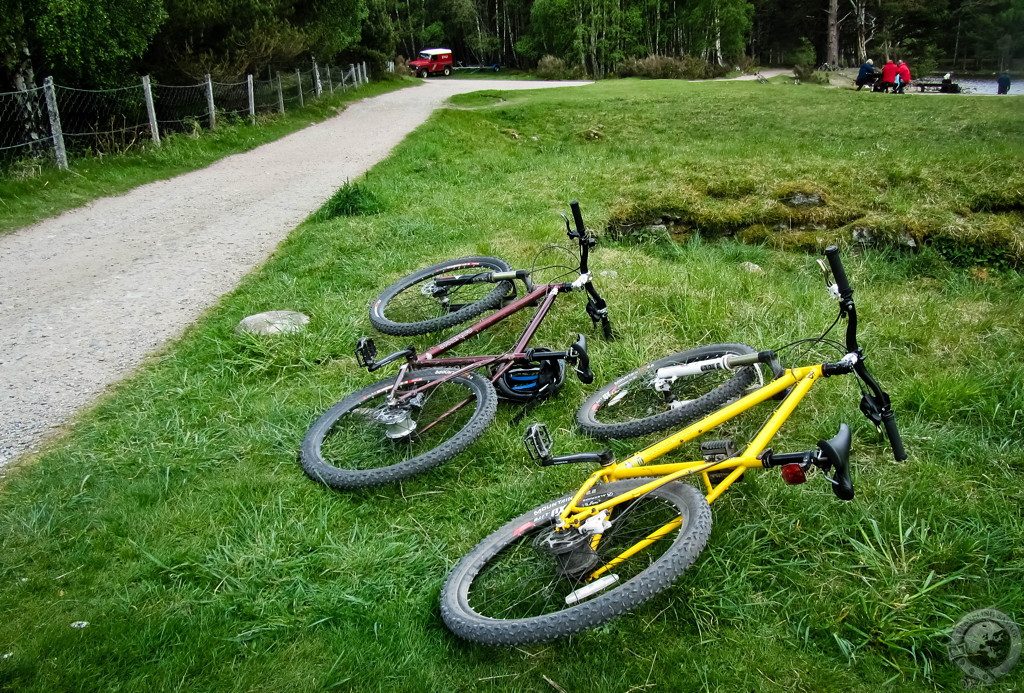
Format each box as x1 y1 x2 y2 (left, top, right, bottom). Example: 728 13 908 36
300 201 613 489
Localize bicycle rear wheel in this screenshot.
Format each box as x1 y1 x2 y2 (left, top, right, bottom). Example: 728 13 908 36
441 479 711 645
576 343 760 439
300 369 497 489
369 256 514 336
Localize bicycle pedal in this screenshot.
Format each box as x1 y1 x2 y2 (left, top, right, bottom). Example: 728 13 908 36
355 337 377 369
700 439 737 460
701 439 743 484
707 469 744 484
523 423 553 462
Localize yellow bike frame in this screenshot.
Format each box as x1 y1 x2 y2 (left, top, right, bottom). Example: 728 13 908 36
557 363 826 580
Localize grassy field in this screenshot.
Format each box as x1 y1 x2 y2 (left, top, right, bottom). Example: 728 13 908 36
0 78 414 235
1 79 1022 691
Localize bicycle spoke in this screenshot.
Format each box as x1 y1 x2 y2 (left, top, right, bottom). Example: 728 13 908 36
318 377 477 471
597 366 738 425
465 493 683 619
383 273 497 325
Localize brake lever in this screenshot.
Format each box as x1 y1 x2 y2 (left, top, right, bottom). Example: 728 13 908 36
561 213 577 238
817 258 840 299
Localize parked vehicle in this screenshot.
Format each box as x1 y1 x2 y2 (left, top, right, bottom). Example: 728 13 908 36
409 49 454 78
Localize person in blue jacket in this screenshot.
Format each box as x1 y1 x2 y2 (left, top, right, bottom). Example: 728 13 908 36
855 59 878 91
997 72 1011 94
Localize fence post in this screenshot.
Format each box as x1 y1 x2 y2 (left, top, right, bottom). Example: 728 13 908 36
313 59 322 97
141 75 160 147
349 64 357 86
204 74 216 129
276 72 285 113
42 76 68 170
363 61 369 83
326 65 333 94
296 69 304 107
246 74 255 124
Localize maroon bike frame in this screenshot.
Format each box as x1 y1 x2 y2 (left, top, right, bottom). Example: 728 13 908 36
387 281 569 402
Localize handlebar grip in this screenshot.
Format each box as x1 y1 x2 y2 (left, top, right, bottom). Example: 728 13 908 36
570 200 586 236
824 245 853 299
725 351 777 368
882 410 908 461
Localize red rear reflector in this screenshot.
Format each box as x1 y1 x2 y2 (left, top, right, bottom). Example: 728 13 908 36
780 463 807 485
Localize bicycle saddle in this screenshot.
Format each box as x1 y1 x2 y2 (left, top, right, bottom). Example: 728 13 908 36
817 424 853 500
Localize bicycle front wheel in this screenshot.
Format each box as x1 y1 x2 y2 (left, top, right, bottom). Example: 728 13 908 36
369 256 514 336
441 479 711 645
301 369 497 489
576 343 760 439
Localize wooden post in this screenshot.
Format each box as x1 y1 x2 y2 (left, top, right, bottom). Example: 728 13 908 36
326 65 333 94
42 76 68 170
204 73 215 129
295 69 304 107
362 61 369 83
276 72 284 113
246 74 255 124
349 64 357 86
141 75 160 146
313 59 322 97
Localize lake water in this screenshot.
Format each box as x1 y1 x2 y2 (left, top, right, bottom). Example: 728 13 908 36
922 76 1022 95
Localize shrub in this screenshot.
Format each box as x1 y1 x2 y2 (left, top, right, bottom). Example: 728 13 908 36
616 55 729 80
313 180 382 219
391 57 415 78
536 55 573 80
791 38 817 81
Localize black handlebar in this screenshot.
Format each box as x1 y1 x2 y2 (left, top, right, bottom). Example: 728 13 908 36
882 410 907 461
821 246 908 463
824 245 853 300
570 200 586 236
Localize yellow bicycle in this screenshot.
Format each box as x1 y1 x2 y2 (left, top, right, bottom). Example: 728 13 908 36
441 246 907 644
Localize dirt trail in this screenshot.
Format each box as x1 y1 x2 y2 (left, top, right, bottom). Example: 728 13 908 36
0 79 590 468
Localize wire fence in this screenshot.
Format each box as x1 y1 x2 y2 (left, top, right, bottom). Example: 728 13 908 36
0 86 54 157
0 61 370 170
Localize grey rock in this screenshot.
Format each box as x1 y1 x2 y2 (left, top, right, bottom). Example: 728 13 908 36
740 261 764 274
784 192 824 207
236 310 310 335
852 227 874 244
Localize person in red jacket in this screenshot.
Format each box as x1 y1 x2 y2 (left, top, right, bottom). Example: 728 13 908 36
895 60 912 93
878 59 897 92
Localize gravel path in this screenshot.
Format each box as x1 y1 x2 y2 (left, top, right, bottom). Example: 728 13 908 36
0 79 590 469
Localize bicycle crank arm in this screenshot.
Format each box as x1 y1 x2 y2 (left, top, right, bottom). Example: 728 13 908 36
540 450 613 467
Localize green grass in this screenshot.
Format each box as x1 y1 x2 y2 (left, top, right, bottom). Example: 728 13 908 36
0 78 416 235
2 79 1023 691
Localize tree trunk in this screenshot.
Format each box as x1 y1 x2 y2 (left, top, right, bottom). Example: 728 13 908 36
852 0 867 63
714 8 723 65
10 38 47 152
827 0 839 66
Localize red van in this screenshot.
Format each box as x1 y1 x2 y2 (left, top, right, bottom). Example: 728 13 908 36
409 49 454 78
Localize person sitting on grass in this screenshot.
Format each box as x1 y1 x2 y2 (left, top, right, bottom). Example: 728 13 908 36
877 58 897 92
894 60 912 94
997 72 1012 94
856 59 878 90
